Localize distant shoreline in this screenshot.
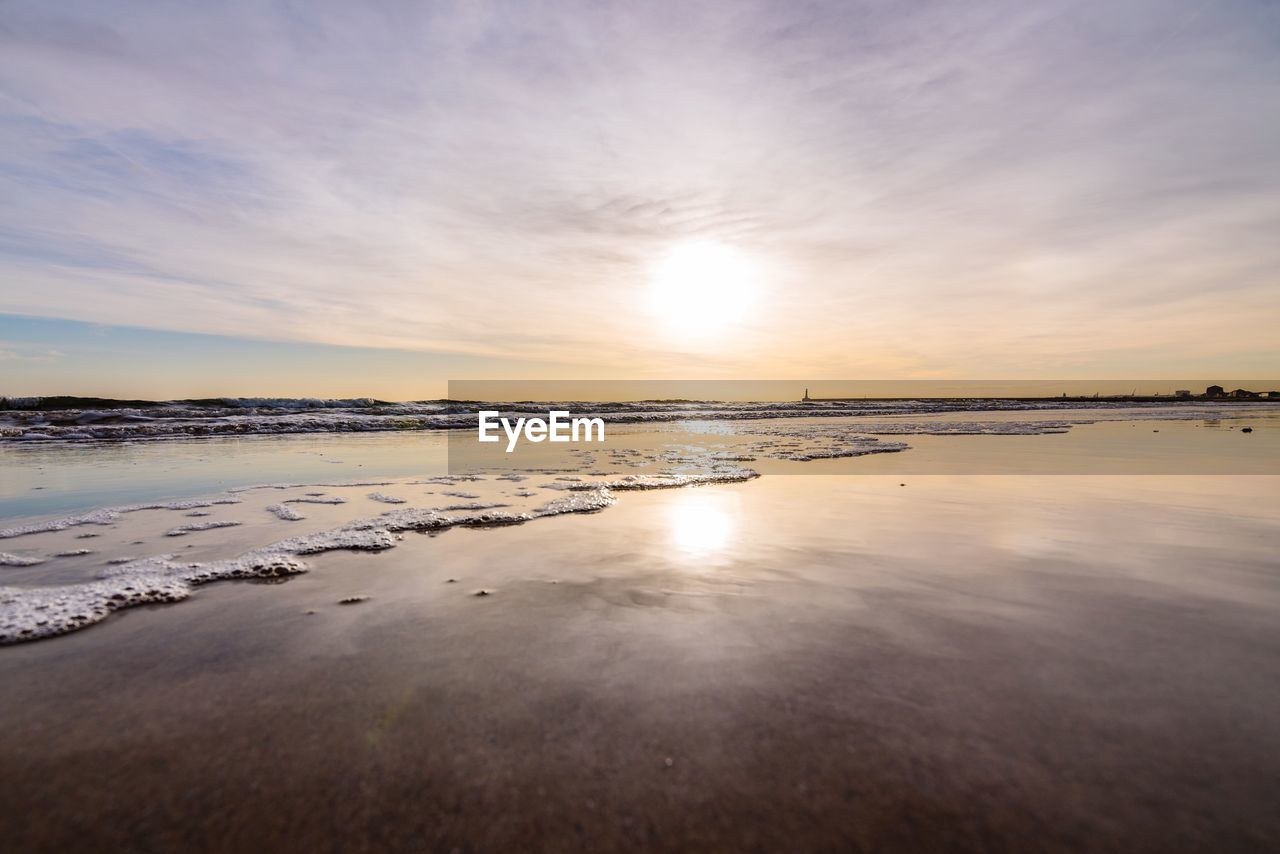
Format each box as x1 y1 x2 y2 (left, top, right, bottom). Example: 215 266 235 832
801 395 1275 404
3 394 1279 411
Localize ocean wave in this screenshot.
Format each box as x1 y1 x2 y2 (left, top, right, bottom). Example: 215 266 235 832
3 398 1258 442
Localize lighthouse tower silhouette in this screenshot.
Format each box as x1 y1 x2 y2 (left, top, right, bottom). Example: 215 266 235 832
803 388 810 401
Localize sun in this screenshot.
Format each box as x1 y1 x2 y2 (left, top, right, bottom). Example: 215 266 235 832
647 240 760 335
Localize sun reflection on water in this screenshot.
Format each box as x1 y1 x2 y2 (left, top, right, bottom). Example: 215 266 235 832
666 489 736 557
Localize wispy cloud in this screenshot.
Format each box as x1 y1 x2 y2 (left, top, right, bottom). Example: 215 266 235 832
1 0 1277 377
0 340 63 361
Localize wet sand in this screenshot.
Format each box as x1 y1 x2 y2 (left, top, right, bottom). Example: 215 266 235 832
2 473 1278 851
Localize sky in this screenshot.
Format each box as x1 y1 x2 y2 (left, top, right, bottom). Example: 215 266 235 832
1 0 1278 398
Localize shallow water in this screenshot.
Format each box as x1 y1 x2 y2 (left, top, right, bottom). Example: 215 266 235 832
4 405 1277 519
0 432 453 518
1 409 1278 850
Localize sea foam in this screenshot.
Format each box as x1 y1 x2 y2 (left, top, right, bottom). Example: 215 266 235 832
0 486 622 644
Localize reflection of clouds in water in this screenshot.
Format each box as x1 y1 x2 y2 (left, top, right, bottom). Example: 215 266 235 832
667 490 736 558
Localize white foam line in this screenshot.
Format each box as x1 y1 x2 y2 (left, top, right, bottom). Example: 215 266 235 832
0 498 243 539
164 521 243 537
0 553 46 567
0 487 618 645
0 509 120 539
561 468 760 491
266 504 305 521
226 481 397 493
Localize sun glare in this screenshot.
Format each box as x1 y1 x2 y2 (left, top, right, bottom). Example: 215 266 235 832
666 490 736 557
647 240 759 335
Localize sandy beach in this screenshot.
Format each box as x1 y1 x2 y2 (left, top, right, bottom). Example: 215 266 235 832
2 409 1278 851
6 1 1280 848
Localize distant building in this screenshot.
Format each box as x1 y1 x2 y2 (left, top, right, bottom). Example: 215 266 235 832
1205 385 1225 397
1269 391 1280 399
1230 388 1260 398
1174 389 1192 398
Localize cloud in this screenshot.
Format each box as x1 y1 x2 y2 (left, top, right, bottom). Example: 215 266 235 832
1 0 1278 377
0 341 64 361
